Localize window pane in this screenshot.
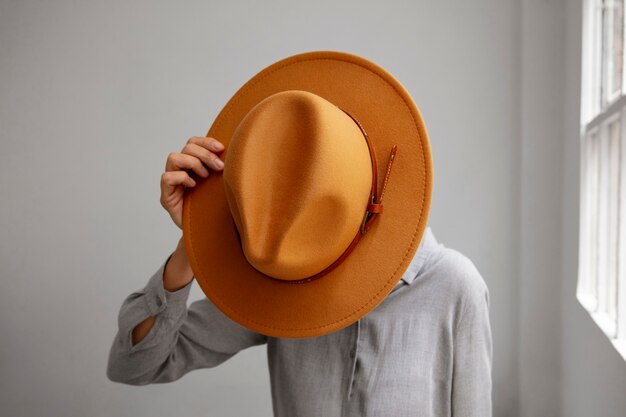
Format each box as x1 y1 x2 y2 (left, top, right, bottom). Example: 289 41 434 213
585 131 600 308
596 119 620 336
607 120 620 324
619 109 626 342
603 0 624 103
598 125 609 315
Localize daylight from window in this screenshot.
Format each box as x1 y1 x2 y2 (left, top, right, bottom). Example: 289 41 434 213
579 0 626 359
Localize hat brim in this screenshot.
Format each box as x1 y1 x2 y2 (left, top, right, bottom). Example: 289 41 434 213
182 50 433 338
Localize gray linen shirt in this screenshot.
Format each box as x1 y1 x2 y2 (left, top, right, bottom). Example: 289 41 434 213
107 226 493 417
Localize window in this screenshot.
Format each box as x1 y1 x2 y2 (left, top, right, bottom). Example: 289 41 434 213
579 0 626 359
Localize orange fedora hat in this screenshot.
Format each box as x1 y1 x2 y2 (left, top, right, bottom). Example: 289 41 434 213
182 50 433 338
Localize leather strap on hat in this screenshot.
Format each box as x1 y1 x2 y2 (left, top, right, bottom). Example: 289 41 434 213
276 107 399 284
340 107 397 235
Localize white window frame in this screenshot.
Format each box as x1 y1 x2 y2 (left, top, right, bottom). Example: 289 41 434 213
579 0 626 360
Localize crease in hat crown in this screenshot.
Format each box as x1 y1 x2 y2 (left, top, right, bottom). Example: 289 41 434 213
222 90 373 281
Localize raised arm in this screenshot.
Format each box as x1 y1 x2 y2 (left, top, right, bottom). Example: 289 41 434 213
106 238 269 385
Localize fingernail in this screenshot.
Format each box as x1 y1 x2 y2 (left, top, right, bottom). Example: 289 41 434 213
215 159 224 168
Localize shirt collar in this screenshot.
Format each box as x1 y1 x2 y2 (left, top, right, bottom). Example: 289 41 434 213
399 226 439 286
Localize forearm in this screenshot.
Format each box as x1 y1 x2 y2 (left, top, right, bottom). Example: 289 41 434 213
106 254 269 385
163 236 194 291
131 237 193 345
106 251 194 384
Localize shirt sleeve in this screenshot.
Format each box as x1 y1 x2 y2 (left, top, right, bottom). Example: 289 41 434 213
451 273 493 417
106 253 269 385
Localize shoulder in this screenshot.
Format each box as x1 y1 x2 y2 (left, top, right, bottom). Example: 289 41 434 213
427 246 490 310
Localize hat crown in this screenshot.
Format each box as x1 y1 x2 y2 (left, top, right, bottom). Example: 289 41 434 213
223 90 373 280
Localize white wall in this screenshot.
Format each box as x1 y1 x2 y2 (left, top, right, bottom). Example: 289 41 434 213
0 1 524 416
519 0 565 415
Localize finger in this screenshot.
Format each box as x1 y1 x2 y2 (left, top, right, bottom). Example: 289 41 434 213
180 142 224 171
187 136 225 153
165 152 210 177
160 171 196 195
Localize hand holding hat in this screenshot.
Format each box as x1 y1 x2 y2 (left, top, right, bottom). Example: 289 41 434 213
160 136 226 229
